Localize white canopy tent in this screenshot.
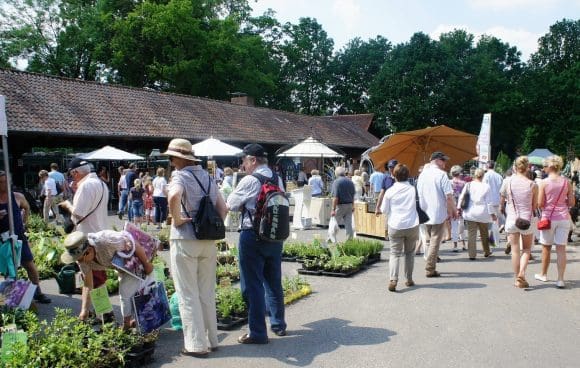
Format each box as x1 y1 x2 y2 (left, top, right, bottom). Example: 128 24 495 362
79 145 144 161
276 136 344 158
191 137 243 157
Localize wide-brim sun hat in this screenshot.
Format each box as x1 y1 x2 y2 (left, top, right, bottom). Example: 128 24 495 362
61 231 89 264
163 138 201 162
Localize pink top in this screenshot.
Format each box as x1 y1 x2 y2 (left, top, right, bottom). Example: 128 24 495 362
501 176 534 222
541 177 570 221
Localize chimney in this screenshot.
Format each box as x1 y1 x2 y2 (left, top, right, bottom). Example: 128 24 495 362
230 93 254 106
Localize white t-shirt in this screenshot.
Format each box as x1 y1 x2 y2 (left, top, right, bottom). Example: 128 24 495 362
458 181 493 223
43 177 57 196
380 181 418 230
417 164 453 225
152 176 167 197
483 169 503 205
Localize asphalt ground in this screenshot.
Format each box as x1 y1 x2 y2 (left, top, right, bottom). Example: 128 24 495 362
36 214 580 368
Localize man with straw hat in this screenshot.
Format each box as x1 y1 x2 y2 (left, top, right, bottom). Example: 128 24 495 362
164 138 227 358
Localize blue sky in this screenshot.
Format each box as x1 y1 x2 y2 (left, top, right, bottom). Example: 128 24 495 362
250 0 580 61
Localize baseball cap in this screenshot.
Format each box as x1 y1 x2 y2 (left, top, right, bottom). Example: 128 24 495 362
387 159 398 168
239 144 267 158
68 157 89 171
430 151 450 161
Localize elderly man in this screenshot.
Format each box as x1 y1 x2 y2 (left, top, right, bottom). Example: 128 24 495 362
331 166 356 240
38 169 61 224
0 171 51 303
417 152 458 277
59 157 109 321
166 138 227 357
227 143 287 344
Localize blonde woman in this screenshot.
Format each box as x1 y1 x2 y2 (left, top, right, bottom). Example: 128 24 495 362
129 178 145 225
352 169 365 200
450 165 466 251
500 157 537 288
535 155 575 288
457 169 495 260
152 167 168 228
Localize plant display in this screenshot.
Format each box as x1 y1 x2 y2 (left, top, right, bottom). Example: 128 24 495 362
338 239 383 259
26 231 65 279
216 263 240 282
217 245 237 265
5 308 156 368
164 277 175 298
25 214 58 234
105 269 119 294
322 255 364 273
284 241 330 260
215 285 246 320
302 254 329 271
157 227 169 248
282 276 312 304
0 305 35 331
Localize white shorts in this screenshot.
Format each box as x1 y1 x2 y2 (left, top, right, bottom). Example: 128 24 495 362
539 219 571 246
505 216 537 236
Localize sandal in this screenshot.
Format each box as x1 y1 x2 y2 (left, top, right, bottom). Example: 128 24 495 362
237 333 268 345
515 276 529 288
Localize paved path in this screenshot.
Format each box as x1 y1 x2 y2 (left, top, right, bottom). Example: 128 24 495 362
37 215 580 368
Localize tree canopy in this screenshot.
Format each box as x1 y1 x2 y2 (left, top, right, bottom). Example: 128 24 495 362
0 1 578 157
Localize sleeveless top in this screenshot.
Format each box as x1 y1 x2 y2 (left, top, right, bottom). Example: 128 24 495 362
541 177 570 221
503 176 534 222
0 193 29 249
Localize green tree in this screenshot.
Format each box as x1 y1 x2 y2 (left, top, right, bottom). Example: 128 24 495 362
279 17 334 115
368 32 446 134
330 36 391 114
521 19 580 155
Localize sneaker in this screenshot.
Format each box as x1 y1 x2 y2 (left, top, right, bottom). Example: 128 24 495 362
405 280 415 287
504 245 511 255
388 281 397 292
534 274 548 282
556 280 565 288
484 252 493 258
272 329 287 337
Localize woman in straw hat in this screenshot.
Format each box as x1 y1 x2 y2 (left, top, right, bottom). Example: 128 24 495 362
164 138 227 358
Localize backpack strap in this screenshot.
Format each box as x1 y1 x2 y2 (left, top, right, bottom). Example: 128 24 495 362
243 172 278 225
180 169 212 220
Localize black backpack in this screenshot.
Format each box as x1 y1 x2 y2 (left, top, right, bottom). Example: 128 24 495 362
250 173 290 242
182 172 225 240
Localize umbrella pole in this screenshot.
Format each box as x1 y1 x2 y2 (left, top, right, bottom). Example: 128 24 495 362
2 135 17 278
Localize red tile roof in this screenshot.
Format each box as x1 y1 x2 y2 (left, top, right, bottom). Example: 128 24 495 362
0 69 378 149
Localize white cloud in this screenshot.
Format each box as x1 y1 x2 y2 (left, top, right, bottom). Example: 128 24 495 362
469 0 562 11
430 24 540 61
331 0 362 33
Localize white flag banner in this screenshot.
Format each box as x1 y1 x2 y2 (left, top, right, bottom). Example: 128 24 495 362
0 95 7 136
477 113 491 166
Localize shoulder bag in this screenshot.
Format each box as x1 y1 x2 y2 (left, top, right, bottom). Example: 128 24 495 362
460 183 471 210
63 181 106 234
415 186 429 224
537 180 567 230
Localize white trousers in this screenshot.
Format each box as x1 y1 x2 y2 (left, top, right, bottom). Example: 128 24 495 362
170 239 218 353
119 272 141 318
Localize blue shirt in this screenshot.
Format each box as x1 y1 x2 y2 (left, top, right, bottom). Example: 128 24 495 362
331 177 355 204
369 172 385 193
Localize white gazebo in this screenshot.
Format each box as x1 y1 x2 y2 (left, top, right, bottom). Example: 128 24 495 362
191 137 242 157
79 145 144 161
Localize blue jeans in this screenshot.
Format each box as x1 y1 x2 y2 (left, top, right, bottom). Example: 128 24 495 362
132 200 143 218
118 189 129 214
153 196 168 223
238 230 286 342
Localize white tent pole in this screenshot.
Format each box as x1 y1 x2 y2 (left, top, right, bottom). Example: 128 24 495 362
2 134 17 276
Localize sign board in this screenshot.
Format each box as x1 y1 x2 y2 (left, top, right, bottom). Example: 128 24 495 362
477 113 492 167
90 286 113 315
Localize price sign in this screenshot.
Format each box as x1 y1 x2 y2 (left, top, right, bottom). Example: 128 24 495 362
90 286 113 315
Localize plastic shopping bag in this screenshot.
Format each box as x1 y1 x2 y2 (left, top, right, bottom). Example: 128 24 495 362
327 216 339 243
132 280 171 333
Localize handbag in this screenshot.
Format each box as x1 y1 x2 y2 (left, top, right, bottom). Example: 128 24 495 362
509 182 531 231
537 180 568 231
460 183 471 210
415 187 429 224
132 281 171 333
